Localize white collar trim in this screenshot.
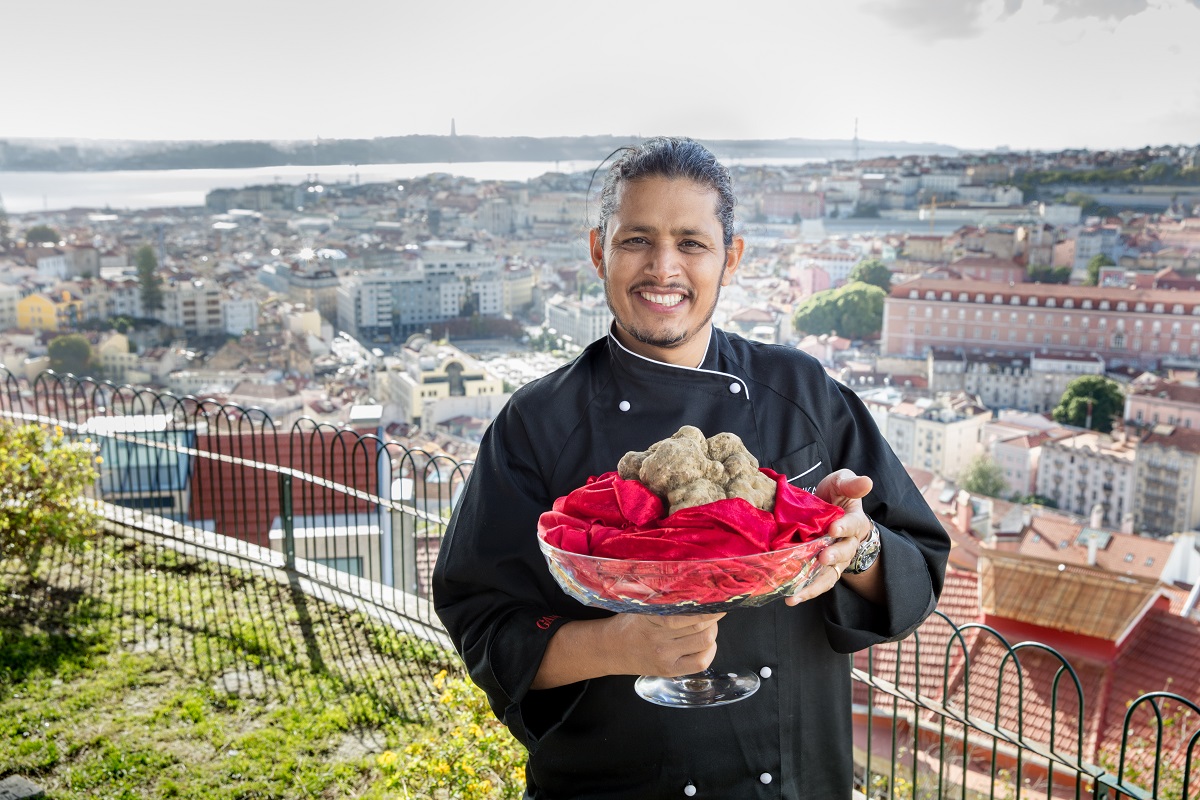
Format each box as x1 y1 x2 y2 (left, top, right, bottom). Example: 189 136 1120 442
607 327 749 400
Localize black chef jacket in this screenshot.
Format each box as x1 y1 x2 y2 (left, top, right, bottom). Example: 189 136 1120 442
433 327 950 800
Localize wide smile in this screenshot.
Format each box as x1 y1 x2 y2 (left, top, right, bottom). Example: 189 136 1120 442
635 290 688 309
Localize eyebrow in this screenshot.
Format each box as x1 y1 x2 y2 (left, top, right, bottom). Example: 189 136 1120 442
622 224 713 238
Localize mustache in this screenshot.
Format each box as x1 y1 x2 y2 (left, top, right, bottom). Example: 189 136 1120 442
628 282 693 297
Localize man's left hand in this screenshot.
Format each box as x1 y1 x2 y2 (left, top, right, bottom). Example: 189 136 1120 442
785 469 875 605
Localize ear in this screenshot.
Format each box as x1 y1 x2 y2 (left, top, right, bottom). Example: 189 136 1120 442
721 236 745 287
589 227 605 277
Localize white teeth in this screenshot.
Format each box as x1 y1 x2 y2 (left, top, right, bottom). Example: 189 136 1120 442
639 292 684 307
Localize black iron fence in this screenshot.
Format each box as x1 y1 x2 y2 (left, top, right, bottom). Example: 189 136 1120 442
3 366 1198 798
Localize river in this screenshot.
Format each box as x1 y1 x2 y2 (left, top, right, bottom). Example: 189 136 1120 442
0 156 829 215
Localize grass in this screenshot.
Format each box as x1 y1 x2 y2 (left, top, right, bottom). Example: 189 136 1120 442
0 530 523 799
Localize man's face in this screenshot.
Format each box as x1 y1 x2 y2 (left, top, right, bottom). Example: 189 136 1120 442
590 176 743 366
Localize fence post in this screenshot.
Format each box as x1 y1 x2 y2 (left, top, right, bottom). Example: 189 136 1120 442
279 471 295 570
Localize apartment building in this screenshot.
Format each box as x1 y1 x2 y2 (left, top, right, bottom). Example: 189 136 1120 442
527 192 587 238
337 272 407 343
883 392 992 480
95 332 138 383
544 294 612 349
16 289 83 332
982 412 1069 498
1073 225 1122 279
337 246 502 343
221 296 260 336
883 278 1200 367
159 280 223 337
1125 376 1200 430
760 191 825 221
927 350 1105 413
108 279 143 319
0 284 20 329
501 263 535 316
1034 431 1136 529
1134 425 1200 537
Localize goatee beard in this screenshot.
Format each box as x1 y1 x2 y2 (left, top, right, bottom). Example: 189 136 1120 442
600 263 724 350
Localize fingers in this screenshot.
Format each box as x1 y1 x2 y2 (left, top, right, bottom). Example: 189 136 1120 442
646 612 724 632
614 613 724 676
785 561 842 605
816 469 874 506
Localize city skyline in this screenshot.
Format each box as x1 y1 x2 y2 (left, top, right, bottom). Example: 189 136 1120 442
4 0 1200 152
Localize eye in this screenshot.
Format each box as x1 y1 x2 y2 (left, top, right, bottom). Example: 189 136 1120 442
680 240 706 250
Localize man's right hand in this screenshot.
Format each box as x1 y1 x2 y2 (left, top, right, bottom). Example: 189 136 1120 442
606 612 724 677
530 612 724 690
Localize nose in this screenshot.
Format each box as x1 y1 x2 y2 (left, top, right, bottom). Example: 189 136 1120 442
645 241 682 282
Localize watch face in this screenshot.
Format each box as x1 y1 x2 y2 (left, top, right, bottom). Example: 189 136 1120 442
846 525 881 574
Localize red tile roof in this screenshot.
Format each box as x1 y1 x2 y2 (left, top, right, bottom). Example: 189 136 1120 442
1017 516 1172 580
1141 424 1200 454
1130 378 1200 406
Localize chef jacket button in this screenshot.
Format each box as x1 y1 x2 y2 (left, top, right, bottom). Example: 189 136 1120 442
759 772 773 785
618 400 631 412
683 783 697 797
759 666 773 679
729 381 742 394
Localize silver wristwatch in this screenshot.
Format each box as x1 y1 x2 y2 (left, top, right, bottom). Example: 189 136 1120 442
844 520 881 575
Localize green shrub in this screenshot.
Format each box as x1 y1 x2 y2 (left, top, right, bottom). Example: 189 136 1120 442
376 669 526 799
0 420 101 566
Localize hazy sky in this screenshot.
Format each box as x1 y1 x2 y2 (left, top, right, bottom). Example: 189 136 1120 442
6 0 1200 151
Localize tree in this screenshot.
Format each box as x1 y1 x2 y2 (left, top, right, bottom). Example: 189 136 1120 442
1085 253 1115 286
960 454 1008 498
0 191 9 250
135 244 164 312
1027 265 1071 284
793 282 886 340
0 421 100 568
459 276 477 317
1052 375 1125 433
833 283 886 339
848 258 893 292
25 224 59 245
1017 493 1058 508
1062 191 1104 218
793 290 840 337
48 333 94 376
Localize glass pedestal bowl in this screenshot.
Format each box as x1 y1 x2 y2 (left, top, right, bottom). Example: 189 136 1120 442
536 532 831 708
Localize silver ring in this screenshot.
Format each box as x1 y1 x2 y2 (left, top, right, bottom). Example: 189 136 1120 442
833 564 843 580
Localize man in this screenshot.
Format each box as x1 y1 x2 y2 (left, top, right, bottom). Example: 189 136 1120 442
434 137 949 799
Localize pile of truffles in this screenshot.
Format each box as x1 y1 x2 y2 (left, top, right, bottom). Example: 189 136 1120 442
617 425 777 516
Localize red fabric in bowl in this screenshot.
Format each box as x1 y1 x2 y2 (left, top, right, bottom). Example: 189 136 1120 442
538 468 844 561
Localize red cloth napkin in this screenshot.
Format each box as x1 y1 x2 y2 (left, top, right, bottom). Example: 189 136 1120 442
539 468 844 561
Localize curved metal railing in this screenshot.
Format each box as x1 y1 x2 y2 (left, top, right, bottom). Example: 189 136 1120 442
3 366 1197 798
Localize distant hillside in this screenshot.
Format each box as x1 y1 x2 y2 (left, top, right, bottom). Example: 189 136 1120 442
0 135 958 172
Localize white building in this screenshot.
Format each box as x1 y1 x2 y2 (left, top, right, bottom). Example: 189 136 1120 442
0 284 20 330
1072 226 1122 279
338 272 403 343
544 294 613 350
159 280 224 336
1035 431 1137 529
375 336 506 425
928 351 1105 414
982 413 1071 499
1134 425 1200 538
107 279 143 319
884 392 992 480
222 296 260 336
337 244 503 343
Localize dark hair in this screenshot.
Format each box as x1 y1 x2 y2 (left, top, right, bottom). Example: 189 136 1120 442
595 137 737 247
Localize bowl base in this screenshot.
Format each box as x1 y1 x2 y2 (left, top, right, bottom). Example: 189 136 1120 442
634 669 760 708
